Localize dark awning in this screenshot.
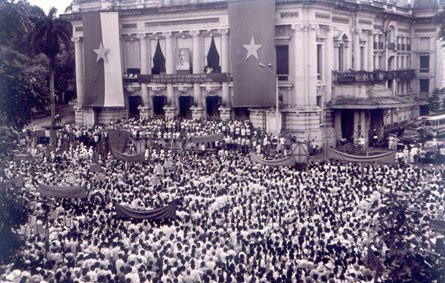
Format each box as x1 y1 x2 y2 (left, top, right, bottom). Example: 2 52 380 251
328 95 417 110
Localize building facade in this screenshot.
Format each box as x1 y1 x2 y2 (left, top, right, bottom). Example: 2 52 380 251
63 0 445 147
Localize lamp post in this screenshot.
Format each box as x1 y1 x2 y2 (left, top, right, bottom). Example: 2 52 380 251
258 63 280 136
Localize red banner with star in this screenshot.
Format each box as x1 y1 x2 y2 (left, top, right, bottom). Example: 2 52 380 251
229 0 276 107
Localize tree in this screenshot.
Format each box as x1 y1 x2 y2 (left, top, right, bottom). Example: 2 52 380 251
428 88 445 114
0 180 30 264
0 47 43 128
368 186 445 282
30 7 72 126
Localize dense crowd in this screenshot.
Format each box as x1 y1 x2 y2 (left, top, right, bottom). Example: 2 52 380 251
0 118 444 283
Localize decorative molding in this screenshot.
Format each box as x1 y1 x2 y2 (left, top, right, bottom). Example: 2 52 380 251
137 33 146 39
332 16 349 24
280 11 299 18
358 19 372 26
373 25 383 30
398 28 410 34
315 12 331 20
217 29 229 35
162 32 172 38
414 28 436 33
122 23 137 29
145 18 219 28
190 30 201 37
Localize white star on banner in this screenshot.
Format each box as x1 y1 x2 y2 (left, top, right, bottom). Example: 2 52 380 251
93 42 110 63
243 36 262 60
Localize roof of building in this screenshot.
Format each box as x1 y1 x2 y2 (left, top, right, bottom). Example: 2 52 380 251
328 95 417 109
413 0 439 10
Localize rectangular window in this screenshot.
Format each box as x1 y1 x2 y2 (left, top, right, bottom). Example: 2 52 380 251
276 45 289 81
419 79 430 93
360 46 365 70
317 44 323 80
338 45 344 71
316 95 322 107
419 54 430 73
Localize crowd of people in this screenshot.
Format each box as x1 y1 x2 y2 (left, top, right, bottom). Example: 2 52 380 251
0 118 444 283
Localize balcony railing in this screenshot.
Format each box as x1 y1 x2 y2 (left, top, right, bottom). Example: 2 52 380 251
333 69 416 84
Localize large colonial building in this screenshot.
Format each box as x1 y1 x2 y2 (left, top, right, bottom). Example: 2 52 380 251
63 0 445 148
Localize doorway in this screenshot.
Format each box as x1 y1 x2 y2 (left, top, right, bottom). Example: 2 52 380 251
152 96 166 117
128 96 141 118
341 110 354 142
178 96 193 119
206 96 221 118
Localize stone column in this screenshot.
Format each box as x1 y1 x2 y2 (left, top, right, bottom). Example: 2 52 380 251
360 111 368 148
138 33 151 118
325 27 334 103
164 32 176 118
220 29 230 106
292 24 306 106
306 24 317 106
368 32 374 71
353 29 360 70
334 111 342 140
353 111 360 144
73 37 84 106
191 30 202 105
190 30 205 120
220 29 231 120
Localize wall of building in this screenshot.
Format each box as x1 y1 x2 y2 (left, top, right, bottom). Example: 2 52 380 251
66 0 444 145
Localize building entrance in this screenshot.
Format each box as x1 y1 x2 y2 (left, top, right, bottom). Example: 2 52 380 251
152 96 166 117
206 96 221 118
178 96 193 119
128 96 141 118
341 110 354 142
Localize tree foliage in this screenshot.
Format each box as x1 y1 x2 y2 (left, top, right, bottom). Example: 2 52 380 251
0 184 30 265
0 1 73 129
30 7 72 126
428 88 445 114
368 185 445 282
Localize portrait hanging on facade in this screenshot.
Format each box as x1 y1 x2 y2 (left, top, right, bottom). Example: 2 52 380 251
176 48 190 72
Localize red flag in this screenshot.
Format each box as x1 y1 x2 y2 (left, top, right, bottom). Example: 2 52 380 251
229 0 276 107
82 12 125 107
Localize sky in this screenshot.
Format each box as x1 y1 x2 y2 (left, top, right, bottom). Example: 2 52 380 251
27 0 73 15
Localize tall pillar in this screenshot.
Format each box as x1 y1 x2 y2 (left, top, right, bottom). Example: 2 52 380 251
353 111 360 144
138 33 151 118
360 111 367 148
367 32 374 71
164 32 176 118
73 37 84 106
306 24 317 106
334 111 342 140
220 29 230 107
292 24 306 106
353 29 360 70
325 27 334 103
191 30 201 106
190 30 205 120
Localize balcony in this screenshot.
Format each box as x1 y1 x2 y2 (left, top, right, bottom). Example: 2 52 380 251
333 69 416 84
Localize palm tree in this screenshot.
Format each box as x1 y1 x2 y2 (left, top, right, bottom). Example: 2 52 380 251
30 7 71 127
